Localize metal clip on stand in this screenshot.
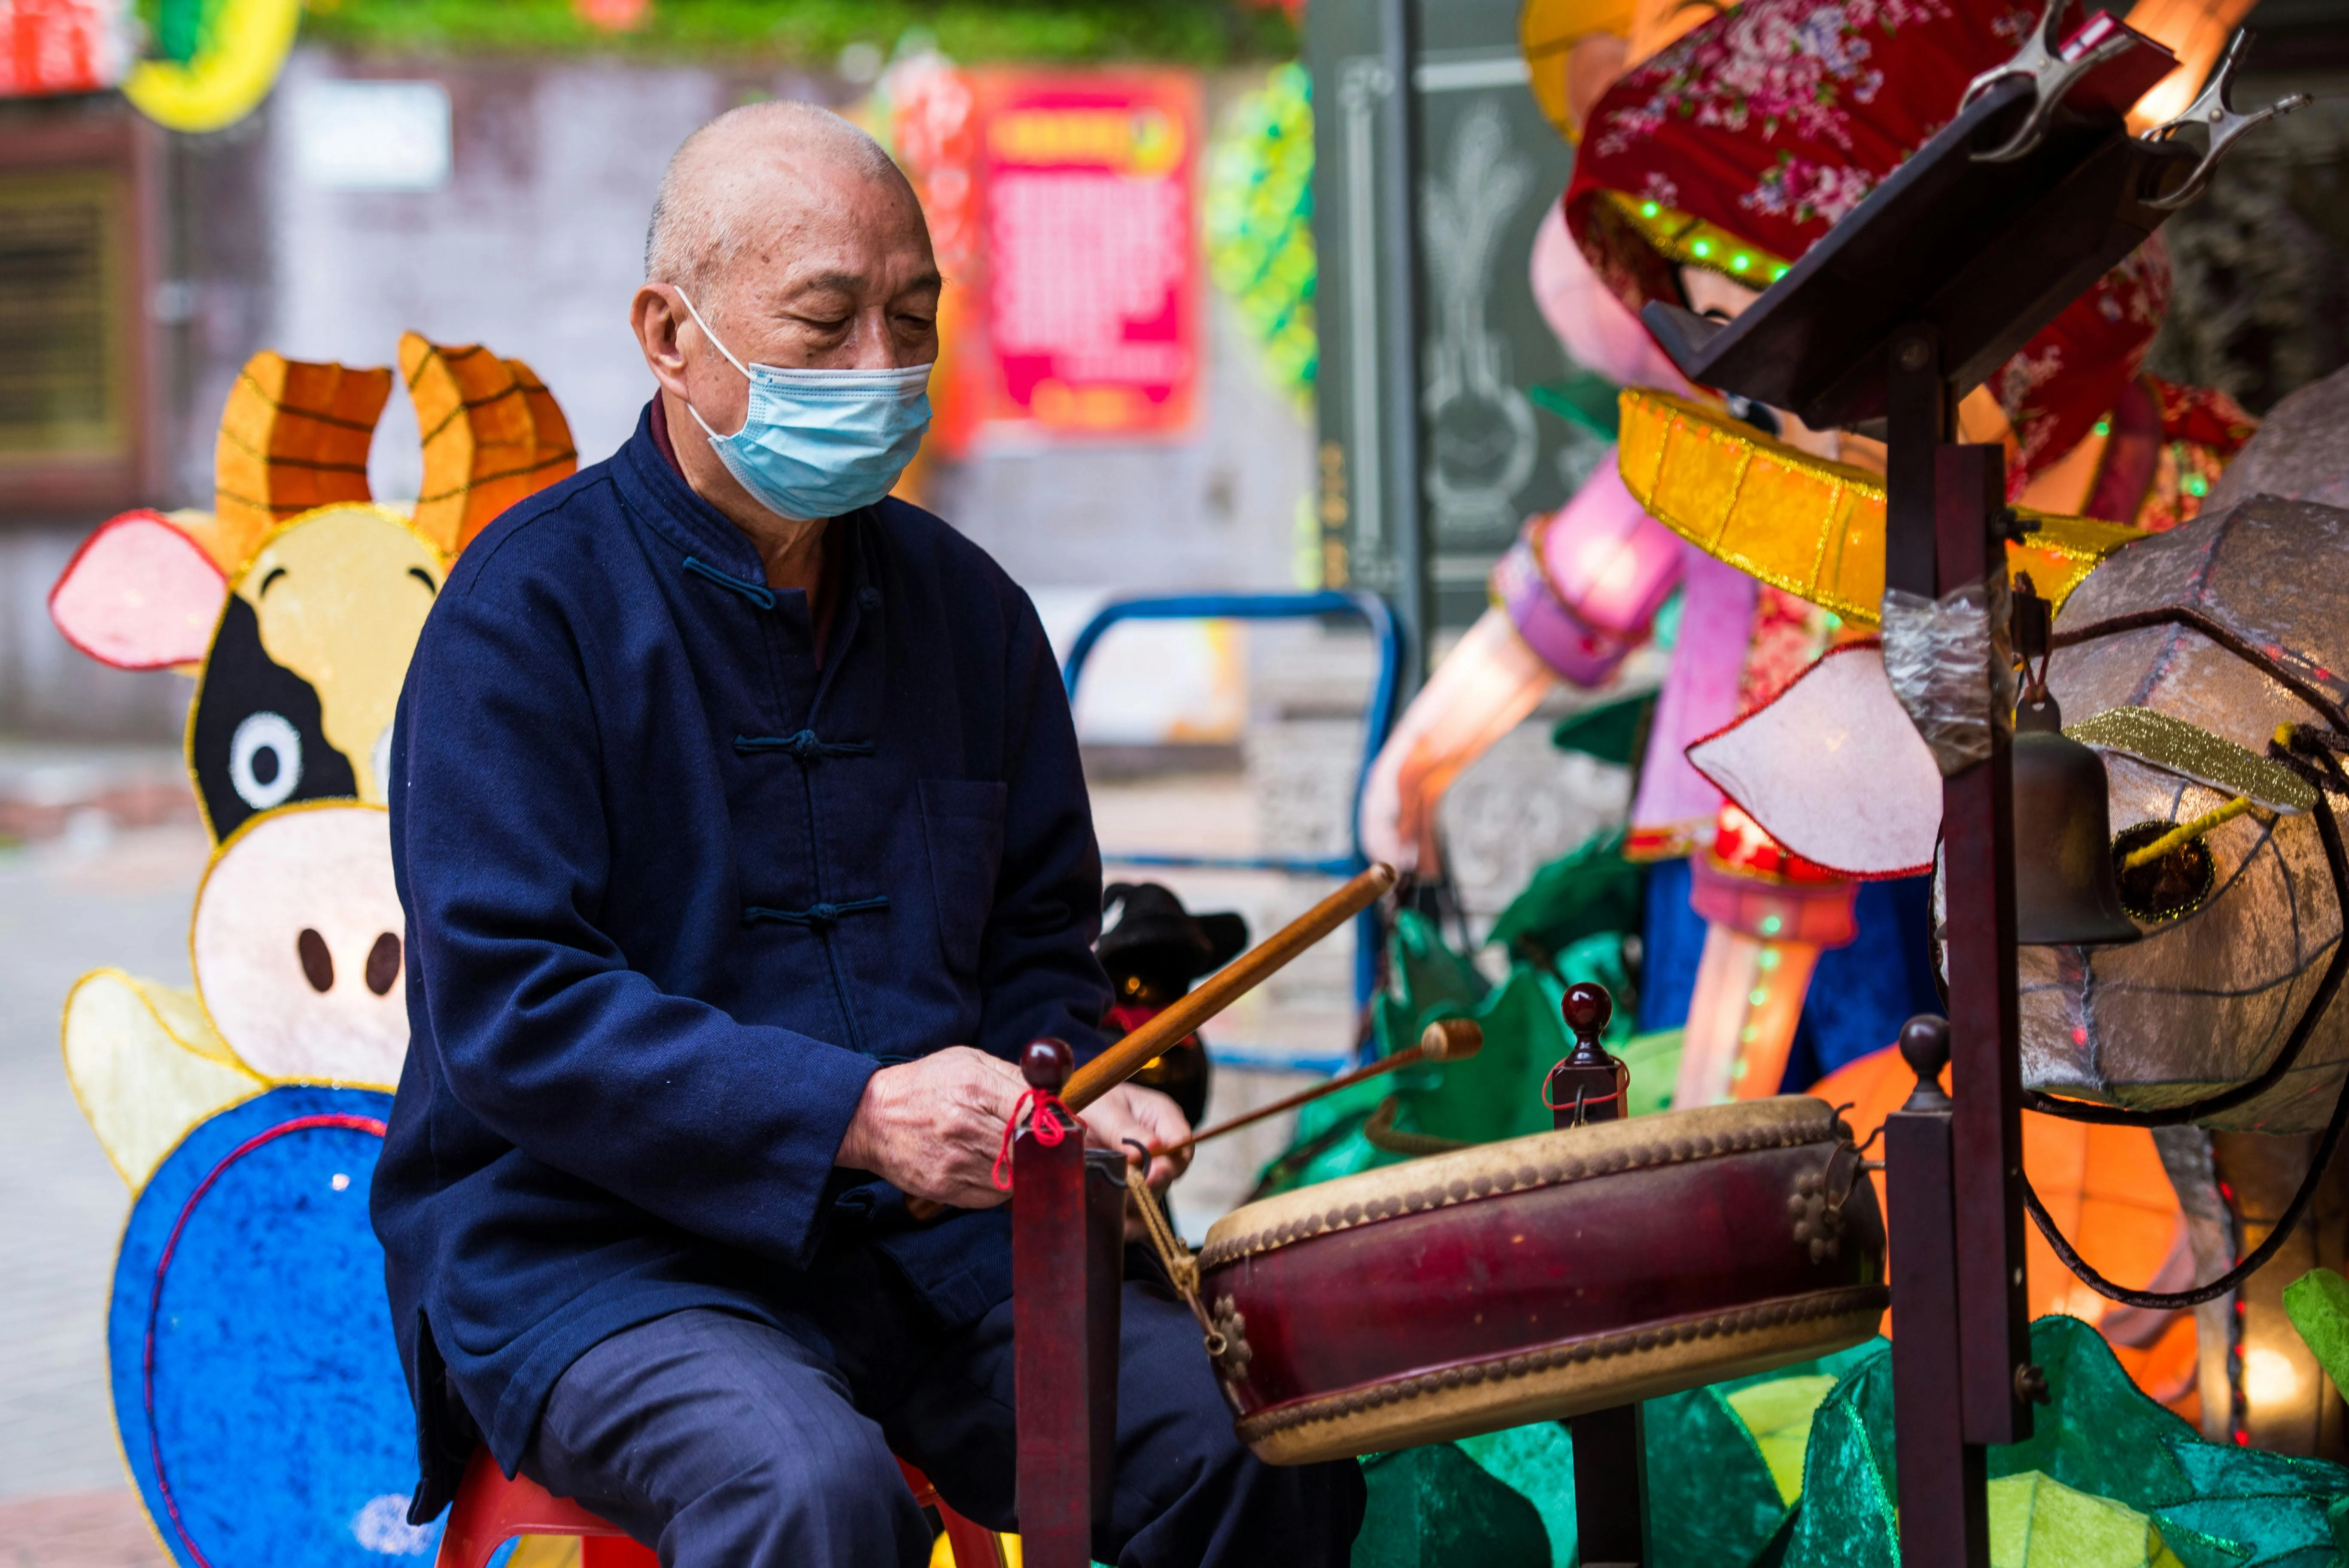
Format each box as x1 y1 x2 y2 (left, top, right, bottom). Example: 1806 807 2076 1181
1011 1039 1126 1568
1547 982 1649 1568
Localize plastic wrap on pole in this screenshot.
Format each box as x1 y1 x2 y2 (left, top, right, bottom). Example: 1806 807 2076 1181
1881 572 2016 777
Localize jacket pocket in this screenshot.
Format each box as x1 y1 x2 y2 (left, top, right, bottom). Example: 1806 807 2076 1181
919 779 1009 977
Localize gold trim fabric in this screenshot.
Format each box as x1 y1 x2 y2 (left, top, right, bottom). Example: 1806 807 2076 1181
1233 1290 1887 1465
1200 1096 1838 1269
1617 387 2148 628
1598 191 1794 287
2065 705 2317 814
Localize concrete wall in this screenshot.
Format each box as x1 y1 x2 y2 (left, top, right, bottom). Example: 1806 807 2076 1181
2 52 1312 739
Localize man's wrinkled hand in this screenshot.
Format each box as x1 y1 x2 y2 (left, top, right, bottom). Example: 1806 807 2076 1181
1080 1083 1192 1194
835 1046 1025 1210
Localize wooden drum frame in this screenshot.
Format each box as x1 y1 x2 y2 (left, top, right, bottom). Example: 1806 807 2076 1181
1194 1096 1887 1465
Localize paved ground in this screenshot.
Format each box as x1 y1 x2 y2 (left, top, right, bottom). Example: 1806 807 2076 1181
0 814 210 1508
0 1490 167 1568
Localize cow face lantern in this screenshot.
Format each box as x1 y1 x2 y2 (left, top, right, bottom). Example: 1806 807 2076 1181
45 338 575 1568
50 334 575 1187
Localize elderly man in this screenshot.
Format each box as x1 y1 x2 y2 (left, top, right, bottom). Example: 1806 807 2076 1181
372 102 1365 1567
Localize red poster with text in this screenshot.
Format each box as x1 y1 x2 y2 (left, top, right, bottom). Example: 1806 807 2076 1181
963 69 1201 445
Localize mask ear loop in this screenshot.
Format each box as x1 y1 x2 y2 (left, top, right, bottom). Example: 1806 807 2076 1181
671 287 754 380
667 286 758 447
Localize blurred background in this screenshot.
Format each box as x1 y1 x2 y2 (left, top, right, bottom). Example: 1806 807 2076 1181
3 0 2347 1557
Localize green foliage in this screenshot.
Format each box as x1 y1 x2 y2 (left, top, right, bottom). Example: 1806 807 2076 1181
299 0 1298 64
2283 1267 2349 1401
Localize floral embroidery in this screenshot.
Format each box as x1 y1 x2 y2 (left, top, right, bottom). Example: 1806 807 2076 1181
1593 0 1955 159
1995 343 2069 474
1742 152 1877 227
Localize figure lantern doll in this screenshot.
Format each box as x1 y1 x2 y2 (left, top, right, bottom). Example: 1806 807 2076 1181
1097 882 1249 1127
1367 0 2261 1119
45 338 577 1568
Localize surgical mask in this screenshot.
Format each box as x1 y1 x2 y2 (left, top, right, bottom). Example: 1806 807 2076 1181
675 289 933 520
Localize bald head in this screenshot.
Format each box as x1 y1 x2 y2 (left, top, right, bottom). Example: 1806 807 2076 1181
629 98 941 528
644 100 918 295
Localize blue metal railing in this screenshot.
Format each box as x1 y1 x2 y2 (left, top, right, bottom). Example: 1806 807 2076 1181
1062 590 1400 1013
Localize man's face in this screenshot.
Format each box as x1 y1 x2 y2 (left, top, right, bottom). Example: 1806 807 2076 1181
669 157 942 435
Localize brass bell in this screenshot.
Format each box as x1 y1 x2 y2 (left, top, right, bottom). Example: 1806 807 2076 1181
2011 694 2142 947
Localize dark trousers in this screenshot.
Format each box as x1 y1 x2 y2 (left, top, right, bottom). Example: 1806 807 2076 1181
520 1277 1365 1568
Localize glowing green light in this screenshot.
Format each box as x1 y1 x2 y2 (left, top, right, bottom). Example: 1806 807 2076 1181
1731 252 1752 272
1739 1025 1759 1044
2185 473 2210 497
1732 1059 1750 1080
1759 914 1783 936
2092 419 2112 438
1640 201 1660 218
1691 238 1714 258
1748 987 1769 1007
1757 948 1781 971
1770 265 1790 281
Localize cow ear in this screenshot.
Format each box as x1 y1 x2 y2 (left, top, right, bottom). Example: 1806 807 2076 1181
49 509 229 670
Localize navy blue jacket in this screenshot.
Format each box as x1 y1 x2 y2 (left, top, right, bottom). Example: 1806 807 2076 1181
372 407 1110 1514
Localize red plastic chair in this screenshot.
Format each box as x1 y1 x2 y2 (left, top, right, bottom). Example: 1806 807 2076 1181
433 1444 1007 1568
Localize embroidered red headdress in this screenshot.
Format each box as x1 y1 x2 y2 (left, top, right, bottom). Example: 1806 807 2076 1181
1564 0 2173 486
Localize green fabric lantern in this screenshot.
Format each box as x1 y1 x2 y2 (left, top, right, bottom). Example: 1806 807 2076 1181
1354 1443 1553 1568
1486 830 1644 968
1784 1318 2348 1568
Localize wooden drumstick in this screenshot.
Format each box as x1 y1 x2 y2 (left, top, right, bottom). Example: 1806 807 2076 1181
1062 861 1398 1112
1149 1018 1481 1159
903 862 1397 1219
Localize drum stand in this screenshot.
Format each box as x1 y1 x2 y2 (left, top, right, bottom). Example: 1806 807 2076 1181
1542 983 1651 1566
1010 1042 1128 1568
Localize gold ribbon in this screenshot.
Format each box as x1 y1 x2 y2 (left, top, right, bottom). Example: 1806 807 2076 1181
1617 387 2147 627
2065 705 2318 814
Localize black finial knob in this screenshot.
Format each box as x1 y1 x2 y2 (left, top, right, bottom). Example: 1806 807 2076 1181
1562 982 1614 1049
1897 1015 1952 1112
1022 1037 1074 1091
1548 982 1627 1130
1898 1015 1949 1081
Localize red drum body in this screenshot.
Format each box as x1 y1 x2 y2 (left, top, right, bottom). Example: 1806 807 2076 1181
1196 1097 1886 1464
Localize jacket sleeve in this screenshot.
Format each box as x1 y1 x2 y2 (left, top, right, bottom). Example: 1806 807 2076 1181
970 588 1113 1069
391 576 876 1269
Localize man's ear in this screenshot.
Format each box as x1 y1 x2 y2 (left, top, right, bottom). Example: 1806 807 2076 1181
631 284 693 400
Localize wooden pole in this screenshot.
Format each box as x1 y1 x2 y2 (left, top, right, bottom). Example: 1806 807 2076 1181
1151 1018 1480 1158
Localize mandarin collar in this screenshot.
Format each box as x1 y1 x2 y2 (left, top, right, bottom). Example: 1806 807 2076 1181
616 400 881 600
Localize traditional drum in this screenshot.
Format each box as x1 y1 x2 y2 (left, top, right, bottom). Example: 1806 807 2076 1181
1194 1095 1885 1464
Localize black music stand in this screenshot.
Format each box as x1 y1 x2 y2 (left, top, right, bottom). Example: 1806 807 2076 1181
1631 12 2298 1565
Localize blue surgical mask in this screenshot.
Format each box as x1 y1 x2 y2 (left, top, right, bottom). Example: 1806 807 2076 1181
675 289 933 521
